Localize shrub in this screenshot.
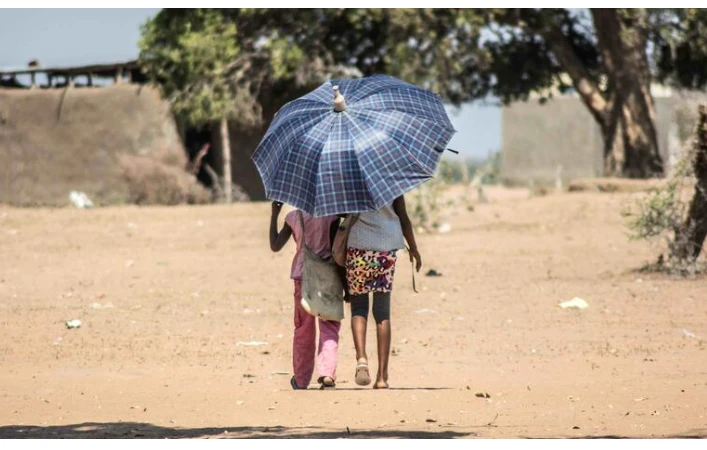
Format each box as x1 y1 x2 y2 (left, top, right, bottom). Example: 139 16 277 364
119 154 211 205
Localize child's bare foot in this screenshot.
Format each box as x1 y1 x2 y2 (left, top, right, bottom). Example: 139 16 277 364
373 380 389 389
355 359 371 386
374 371 388 389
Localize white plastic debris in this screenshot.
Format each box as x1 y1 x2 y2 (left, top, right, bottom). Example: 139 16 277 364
682 329 699 339
89 302 114 310
69 191 94 209
559 297 589 310
236 341 268 347
438 223 452 233
415 308 439 314
65 319 82 329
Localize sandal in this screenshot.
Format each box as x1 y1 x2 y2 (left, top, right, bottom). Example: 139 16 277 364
290 376 307 390
318 376 336 390
355 362 372 386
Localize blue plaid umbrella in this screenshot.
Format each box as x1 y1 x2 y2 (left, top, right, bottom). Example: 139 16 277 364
252 74 456 217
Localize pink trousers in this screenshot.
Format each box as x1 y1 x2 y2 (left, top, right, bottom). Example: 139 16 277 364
292 280 341 388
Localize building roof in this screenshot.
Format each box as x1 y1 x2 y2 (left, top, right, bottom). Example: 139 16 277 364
0 60 140 78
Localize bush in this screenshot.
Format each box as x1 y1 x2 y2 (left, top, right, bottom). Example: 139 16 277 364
408 176 454 232
408 152 501 232
119 154 211 205
624 111 705 275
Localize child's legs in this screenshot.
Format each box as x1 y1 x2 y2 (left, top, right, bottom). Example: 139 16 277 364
350 293 369 362
317 319 341 380
293 281 316 387
372 291 392 383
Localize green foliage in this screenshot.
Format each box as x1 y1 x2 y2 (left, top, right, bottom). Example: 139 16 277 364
624 135 698 273
472 8 707 105
139 10 246 126
140 8 707 125
652 8 707 90
408 152 501 232
141 8 488 114
408 175 455 233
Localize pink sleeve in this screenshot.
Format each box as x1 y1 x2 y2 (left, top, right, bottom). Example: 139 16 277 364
284 210 297 228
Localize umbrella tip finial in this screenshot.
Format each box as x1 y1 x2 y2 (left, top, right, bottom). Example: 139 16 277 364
333 85 346 112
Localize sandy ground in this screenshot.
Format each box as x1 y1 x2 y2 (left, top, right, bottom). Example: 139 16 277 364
1 187 705 439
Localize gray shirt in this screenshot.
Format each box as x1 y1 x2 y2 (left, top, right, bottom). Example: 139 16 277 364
347 204 406 252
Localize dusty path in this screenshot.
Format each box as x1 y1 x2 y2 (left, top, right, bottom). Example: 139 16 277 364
1 189 705 438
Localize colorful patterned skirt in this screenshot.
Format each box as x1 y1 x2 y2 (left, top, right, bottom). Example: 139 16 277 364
345 247 398 295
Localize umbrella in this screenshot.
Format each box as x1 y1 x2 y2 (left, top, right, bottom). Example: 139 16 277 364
252 74 456 217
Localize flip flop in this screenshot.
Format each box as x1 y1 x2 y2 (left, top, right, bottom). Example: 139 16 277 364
355 362 372 386
318 376 336 390
290 376 307 390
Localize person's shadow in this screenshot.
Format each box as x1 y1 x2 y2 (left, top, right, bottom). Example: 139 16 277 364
0 422 474 439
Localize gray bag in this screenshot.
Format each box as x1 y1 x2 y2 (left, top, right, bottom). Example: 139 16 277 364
298 212 345 321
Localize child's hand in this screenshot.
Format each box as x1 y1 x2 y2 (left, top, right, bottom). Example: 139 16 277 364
409 247 422 272
271 201 283 216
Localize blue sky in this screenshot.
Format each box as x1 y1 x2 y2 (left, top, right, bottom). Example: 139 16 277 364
0 8 501 159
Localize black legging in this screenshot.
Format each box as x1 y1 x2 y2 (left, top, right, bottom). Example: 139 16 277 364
350 292 391 323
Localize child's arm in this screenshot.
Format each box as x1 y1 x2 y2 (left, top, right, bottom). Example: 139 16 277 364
329 216 341 251
270 202 292 252
393 195 422 272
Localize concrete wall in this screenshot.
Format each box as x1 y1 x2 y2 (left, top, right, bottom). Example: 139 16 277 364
500 92 707 185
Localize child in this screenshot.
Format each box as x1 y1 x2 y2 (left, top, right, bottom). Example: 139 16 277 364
269 201 342 390
345 195 422 389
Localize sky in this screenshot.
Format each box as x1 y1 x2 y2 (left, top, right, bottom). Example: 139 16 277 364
0 8 501 159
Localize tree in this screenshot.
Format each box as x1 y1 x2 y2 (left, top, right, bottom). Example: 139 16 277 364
140 8 707 181
473 8 707 178
673 105 707 264
626 104 707 273
223 8 485 103
139 8 486 199
139 10 252 202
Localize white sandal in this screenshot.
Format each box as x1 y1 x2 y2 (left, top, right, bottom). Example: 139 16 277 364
355 362 372 386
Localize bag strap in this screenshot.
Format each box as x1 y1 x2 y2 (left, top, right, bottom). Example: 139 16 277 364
348 213 360 229
405 245 418 293
297 210 307 251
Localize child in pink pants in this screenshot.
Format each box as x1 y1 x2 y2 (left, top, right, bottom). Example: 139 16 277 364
269 201 341 390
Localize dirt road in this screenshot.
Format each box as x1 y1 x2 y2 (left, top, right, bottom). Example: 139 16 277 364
1 189 705 438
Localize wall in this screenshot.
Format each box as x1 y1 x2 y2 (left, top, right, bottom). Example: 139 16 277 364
0 85 186 206
500 92 707 185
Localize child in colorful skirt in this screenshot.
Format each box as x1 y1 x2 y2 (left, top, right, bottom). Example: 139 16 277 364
345 195 422 389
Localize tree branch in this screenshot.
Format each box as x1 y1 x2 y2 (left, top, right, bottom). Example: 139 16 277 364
537 24 609 127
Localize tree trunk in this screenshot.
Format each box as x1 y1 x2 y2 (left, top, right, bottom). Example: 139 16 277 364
592 9 663 178
673 105 707 262
619 91 663 178
601 93 625 176
220 117 232 203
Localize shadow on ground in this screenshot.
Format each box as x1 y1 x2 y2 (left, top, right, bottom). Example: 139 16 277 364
2 423 705 439
0 422 476 439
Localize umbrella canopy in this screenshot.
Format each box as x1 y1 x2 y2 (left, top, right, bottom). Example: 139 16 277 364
252 74 456 217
